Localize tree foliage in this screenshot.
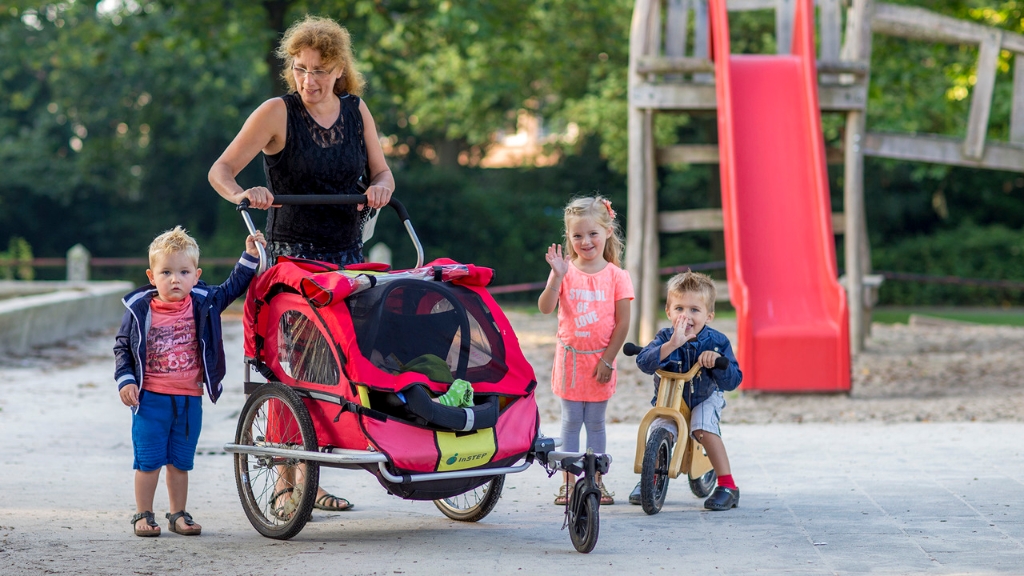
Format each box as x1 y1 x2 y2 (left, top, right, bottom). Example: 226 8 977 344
2 1 1024 303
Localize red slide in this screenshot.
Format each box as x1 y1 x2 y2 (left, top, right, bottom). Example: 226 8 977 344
709 0 850 392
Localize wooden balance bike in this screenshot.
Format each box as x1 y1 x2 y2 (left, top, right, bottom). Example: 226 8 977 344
623 343 727 515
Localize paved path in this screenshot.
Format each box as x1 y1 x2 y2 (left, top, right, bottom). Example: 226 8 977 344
1 324 1022 575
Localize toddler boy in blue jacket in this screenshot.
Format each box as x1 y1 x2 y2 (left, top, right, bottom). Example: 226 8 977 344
114 226 263 536
630 270 743 510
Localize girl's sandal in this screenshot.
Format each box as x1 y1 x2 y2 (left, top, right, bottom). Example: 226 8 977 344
553 483 574 506
165 510 202 536
130 511 160 537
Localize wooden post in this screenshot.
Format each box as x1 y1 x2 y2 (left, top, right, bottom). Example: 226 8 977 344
963 30 1003 160
693 0 712 83
1012 53 1024 145
665 0 690 83
67 244 90 282
639 1 663 343
819 0 842 83
640 109 660 343
627 0 656 342
842 0 875 354
776 0 794 54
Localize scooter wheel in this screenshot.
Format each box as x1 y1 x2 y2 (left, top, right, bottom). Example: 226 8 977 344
568 478 600 554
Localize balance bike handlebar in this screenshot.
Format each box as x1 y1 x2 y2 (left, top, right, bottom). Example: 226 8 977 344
622 342 730 371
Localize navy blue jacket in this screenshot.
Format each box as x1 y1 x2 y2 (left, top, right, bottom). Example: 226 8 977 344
113 253 258 404
635 325 742 408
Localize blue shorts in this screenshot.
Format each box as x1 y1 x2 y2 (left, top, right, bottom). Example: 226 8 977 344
132 391 203 472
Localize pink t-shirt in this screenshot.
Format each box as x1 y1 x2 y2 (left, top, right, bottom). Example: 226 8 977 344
551 262 635 401
144 296 204 397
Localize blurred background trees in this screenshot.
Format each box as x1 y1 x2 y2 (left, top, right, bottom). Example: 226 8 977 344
1 1 1023 305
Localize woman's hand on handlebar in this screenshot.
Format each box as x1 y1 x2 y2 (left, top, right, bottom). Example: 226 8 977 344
241 186 276 210
360 183 393 210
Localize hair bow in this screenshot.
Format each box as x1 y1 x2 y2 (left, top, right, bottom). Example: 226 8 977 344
601 198 616 219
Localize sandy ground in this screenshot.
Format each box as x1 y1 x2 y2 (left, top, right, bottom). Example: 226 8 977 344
2 311 1024 574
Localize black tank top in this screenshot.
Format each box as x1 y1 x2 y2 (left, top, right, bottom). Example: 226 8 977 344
263 92 367 250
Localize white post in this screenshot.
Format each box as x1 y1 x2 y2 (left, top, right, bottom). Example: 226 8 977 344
67 244 90 282
368 243 392 267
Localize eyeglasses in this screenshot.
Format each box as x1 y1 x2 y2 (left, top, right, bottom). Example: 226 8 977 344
292 66 332 79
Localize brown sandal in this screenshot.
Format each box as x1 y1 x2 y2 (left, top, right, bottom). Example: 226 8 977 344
166 510 201 536
130 511 160 537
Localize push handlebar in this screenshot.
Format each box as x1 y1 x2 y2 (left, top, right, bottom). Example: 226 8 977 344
236 194 423 275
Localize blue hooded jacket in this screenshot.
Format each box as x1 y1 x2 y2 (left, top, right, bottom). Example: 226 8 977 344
113 252 258 405
635 324 742 408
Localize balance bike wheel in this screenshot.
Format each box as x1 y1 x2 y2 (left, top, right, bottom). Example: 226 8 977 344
640 427 672 515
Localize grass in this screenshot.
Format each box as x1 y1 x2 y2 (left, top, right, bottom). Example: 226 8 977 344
872 307 1024 326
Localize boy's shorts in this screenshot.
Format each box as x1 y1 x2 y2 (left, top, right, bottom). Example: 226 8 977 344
132 391 203 472
689 390 726 440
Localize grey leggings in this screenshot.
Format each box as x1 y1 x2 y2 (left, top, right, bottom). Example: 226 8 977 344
559 399 608 453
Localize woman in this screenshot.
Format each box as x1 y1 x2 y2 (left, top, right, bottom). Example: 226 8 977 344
209 15 395 512
209 14 395 266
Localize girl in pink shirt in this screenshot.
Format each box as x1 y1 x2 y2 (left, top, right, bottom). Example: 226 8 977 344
538 195 634 506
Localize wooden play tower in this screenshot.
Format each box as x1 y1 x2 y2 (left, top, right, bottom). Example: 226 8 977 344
627 0 1024 389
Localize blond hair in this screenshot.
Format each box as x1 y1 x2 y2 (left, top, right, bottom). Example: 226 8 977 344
562 195 624 267
666 270 716 314
148 226 200 269
277 15 365 96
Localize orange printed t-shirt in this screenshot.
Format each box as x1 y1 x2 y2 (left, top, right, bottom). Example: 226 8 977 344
144 296 204 397
551 262 635 402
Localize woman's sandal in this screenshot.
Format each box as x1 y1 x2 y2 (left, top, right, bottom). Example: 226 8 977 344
271 487 297 520
314 492 353 511
165 510 201 536
130 511 160 537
